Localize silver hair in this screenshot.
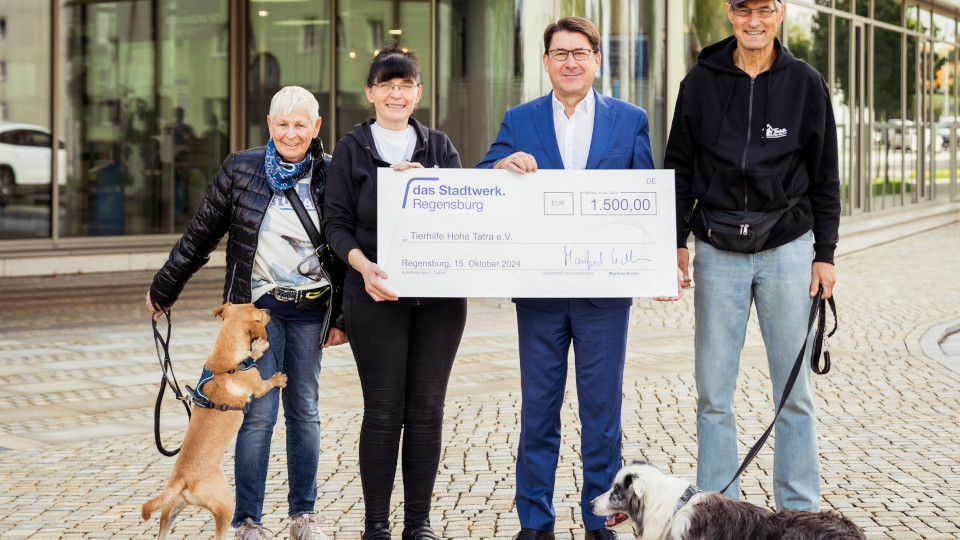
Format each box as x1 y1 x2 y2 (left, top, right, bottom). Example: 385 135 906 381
268 86 320 125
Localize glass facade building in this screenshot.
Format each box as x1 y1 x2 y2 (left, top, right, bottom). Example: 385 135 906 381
0 0 957 266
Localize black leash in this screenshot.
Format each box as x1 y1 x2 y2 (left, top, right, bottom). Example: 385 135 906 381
151 307 192 456
720 285 837 495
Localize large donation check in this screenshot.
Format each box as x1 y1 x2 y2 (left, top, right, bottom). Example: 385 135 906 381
376 168 677 298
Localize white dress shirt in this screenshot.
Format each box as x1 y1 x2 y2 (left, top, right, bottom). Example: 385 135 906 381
552 89 596 170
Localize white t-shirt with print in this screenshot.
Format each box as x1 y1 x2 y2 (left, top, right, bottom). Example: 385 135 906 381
251 176 330 303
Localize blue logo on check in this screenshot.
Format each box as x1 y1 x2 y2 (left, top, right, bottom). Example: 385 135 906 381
402 177 441 208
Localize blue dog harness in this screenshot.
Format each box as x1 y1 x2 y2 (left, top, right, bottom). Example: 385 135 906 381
185 357 259 412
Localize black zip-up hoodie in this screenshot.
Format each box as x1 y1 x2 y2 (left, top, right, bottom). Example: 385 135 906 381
323 117 461 289
665 36 841 263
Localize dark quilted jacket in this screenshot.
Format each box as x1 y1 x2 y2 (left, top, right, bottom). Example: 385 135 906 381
150 138 344 331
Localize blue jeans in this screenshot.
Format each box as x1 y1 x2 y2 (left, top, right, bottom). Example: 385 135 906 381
692 232 820 512
231 318 324 526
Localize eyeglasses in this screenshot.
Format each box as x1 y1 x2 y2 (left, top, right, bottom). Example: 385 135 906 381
547 48 596 62
730 5 778 18
371 82 420 94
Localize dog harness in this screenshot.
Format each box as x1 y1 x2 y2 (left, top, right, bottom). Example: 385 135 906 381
674 485 702 514
184 357 259 412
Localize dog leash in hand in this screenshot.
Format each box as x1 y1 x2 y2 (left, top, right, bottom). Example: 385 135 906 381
151 308 192 457
720 285 837 495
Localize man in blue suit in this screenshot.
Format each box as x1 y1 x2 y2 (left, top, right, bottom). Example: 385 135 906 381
477 16 659 540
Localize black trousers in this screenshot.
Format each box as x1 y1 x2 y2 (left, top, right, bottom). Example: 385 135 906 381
344 279 467 526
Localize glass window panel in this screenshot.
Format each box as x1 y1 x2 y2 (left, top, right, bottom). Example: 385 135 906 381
918 38 936 201
828 17 855 213
682 0 732 71
336 0 431 141
248 0 331 149
856 0 868 18
436 1 548 167
0 1 52 240
581 0 666 165
60 0 228 237
933 13 956 43
906 6 931 36
836 0 850 12
784 5 829 77
874 0 902 27
872 27 903 210
932 43 955 201
158 1 229 232
904 33 919 205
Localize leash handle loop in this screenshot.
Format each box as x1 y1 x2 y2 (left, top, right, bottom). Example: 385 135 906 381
151 309 192 457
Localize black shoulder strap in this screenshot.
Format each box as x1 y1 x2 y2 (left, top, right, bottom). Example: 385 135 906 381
284 186 324 250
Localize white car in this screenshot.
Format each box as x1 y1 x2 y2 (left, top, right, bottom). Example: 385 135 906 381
937 116 959 149
887 119 943 152
0 122 67 206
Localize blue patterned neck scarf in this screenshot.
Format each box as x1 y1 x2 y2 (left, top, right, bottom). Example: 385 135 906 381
265 138 317 193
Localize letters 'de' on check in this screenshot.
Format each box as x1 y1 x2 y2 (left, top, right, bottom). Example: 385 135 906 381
376 168 677 298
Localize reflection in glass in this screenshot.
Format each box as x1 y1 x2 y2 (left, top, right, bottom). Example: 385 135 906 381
248 1 331 149
934 12 957 42
336 0 430 141
904 33 918 205
683 0 732 71
436 0 543 166
874 0 903 27
872 27 904 210
931 43 955 201
0 1 52 239
856 0 868 18
60 0 228 237
784 5 828 83
582 0 666 165
833 18 855 212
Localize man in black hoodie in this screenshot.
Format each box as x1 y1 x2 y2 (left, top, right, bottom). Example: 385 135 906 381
664 0 839 513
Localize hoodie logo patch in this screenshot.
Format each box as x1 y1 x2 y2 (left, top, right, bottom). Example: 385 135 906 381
765 124 788 139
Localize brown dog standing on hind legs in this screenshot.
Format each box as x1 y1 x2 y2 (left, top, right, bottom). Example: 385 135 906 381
142 303 286 540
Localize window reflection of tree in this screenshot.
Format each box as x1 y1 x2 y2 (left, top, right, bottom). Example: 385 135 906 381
809 1 917 123
687 0 732 67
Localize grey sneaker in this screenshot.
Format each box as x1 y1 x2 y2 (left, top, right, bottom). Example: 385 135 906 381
291 513 329 540
236 518 274 540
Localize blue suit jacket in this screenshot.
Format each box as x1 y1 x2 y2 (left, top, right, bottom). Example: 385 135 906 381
477 90 655 309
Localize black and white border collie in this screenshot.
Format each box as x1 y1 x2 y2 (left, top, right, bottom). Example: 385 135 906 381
589 461 866 540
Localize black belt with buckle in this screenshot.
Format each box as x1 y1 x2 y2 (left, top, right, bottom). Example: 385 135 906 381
270 285 330 303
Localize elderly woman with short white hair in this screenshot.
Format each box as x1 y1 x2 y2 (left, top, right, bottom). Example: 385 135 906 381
147 86 347 540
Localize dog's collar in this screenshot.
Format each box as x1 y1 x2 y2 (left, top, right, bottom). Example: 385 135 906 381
674 485 702 514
